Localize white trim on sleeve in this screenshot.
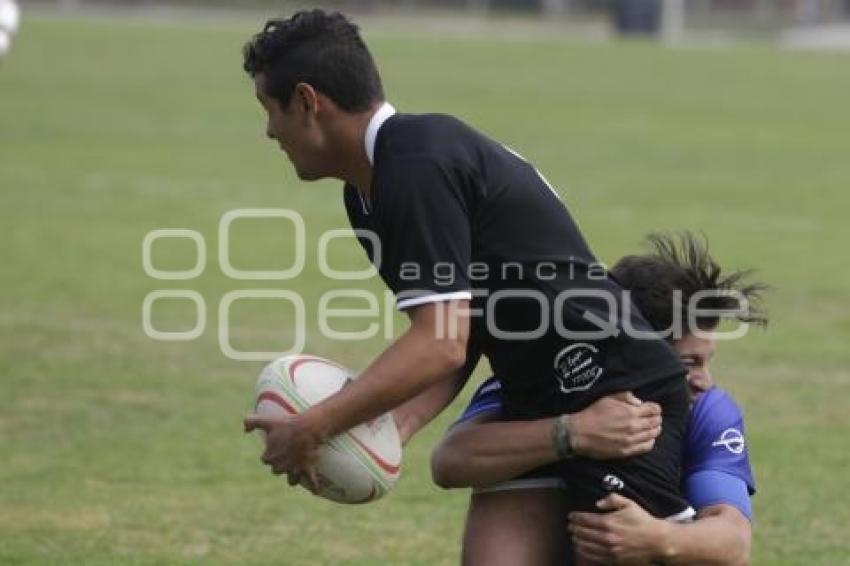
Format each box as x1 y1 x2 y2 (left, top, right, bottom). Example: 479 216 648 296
396 290 473 311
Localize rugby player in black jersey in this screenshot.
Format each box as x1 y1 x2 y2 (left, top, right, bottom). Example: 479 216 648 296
242 10 692 527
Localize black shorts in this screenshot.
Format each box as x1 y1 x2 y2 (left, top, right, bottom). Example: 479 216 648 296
558 374 691 518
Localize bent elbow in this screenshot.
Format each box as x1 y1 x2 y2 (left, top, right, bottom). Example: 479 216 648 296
410 300 470 372
719 521 752 566
729 516 752 566
444 339 468 372
734 535 752 566
432 331 468 373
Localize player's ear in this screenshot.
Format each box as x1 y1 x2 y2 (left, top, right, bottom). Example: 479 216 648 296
293 83 319 120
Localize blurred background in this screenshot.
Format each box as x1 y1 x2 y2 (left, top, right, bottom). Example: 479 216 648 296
1 0 849 564
10 0 850 43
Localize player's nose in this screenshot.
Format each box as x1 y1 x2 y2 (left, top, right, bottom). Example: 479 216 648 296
688 370 712 393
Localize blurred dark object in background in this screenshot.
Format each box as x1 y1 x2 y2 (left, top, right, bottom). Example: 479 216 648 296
613 0 661 34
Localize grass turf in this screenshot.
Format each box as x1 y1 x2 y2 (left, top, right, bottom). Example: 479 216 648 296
1 11 849 565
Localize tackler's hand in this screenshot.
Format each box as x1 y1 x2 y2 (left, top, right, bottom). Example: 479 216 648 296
567 392 662 459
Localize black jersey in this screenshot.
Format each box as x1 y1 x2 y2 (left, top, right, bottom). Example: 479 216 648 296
345 109 686 420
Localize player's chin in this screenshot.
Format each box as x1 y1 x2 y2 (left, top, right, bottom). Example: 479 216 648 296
291 163 325 182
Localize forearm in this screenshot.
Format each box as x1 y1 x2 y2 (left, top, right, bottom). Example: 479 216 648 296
393 369 469 445
303 317 466 441
432 418 559 488
656 509 751 565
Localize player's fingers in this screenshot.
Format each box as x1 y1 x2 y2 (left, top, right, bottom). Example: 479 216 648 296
623 439 656 457
305 467 320 494
620 391 644 407
572 537 611 563
608 391 637 404
594 493 616 511
629 426 662 446
634 410 662 425
570 527 609 552
568 523 610 546
596 493 631 511
628 414 661 436
244 415 272 433
633 400 661 418
568 511 608 531
608 493 632 508
271 461 290 476
262 447 288 467
261 448 275 465
644 413 663 430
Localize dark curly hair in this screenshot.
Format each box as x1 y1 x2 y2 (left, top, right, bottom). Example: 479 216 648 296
242 10 384 112
612 232 768 336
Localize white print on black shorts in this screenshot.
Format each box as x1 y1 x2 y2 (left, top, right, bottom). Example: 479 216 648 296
554 343 604 394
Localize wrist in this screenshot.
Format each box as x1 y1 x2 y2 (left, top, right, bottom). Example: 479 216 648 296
394 411 417 446
300 406 332 444
654 519 679 561
565 410 588 456
552 414 576 459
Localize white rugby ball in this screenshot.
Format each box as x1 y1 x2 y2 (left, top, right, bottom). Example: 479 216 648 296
253 354 402 504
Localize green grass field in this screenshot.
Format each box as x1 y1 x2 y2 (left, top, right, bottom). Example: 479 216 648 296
2 10 849 565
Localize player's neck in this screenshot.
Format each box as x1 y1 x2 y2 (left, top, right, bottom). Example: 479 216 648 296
331 105 379 197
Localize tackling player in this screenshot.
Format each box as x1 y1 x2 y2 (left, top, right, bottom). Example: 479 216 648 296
431 232 767 565
242 10 691 527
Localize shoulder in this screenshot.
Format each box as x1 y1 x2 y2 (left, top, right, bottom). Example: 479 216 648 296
686 387 747 456
376 113 490 166
690 387 745 433
684 387 756 495
384 112 476 140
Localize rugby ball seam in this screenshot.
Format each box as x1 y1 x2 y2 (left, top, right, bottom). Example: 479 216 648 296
280 359 401 481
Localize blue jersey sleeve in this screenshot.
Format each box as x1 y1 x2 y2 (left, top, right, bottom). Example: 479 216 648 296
682 387 756 520
456 376 503 423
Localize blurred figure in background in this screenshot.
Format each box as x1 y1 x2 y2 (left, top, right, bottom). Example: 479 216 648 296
0 0 20 57
613 0 662 35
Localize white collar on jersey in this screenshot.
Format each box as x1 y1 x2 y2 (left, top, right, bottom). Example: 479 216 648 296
364 102 396 166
